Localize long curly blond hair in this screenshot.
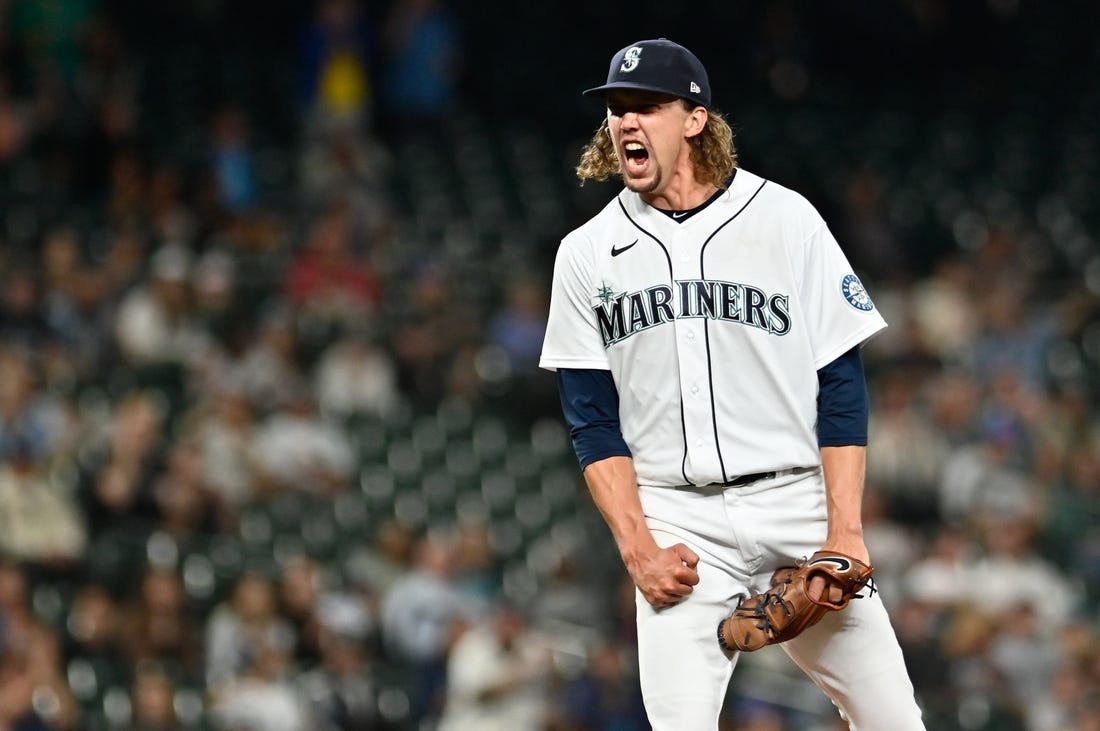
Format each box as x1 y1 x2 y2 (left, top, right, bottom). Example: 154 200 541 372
575 102 738 188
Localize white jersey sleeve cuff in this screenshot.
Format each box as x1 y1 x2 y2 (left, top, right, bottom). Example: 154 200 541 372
812 320 888 370
538 356 613 373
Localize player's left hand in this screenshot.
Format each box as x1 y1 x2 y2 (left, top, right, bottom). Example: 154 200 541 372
809 538 870 604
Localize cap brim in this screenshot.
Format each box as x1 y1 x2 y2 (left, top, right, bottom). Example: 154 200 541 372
582 81 707 107
583 81 671 97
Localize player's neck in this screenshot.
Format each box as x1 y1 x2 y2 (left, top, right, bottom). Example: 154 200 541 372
640 171 717 212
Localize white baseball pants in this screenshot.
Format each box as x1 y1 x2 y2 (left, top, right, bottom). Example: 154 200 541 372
635 469 925 730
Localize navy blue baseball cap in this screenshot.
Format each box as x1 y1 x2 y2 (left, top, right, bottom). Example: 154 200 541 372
584 38 711 108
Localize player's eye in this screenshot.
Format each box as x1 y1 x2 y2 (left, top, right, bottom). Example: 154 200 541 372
608 103 659 117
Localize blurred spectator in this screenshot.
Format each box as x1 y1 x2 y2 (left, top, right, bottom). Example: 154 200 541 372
208 106 257 214
107 146 148 224
839 168 908 278
970 273 1057 392
124 661 188 731
529 547 613 641
936 417 1036 528
146 163 197 252
64 583 123 665
0 267 57 351
185 387 259 517
909 256 980 364
207 304 306 414
391 263 479 406
208 642 308 731
988 603 1063 730
487 275 547 372
83 459 152 541
0 346 74 465
78 390 166 537
860 489 920 609
285 203 383 341
380 532 481 723
313 329 402 421
344 517 417 605
40 225 115 377
300 0 375 133
865 368 948 524
1041 440 1100 607
0 70 32 161
204 572 296 688
0 563 81 728
114 242 209 367
299 124 395 247
298 618 380 731
1 621 81 730
278 554 367 668
437 602 551 731
892 599 954 722
484 274 557 414
451 519 503 604
248 387 356 495
939 607 1028 730
8 0 96 83
554 639 648 731
99 221 148 298
151 438 221 553
902 526 975 608
0 436 86 570
120 567 201 674
969 511 1080 628
378 0 461 142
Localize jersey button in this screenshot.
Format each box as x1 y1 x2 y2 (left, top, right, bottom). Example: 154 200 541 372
686 331 695 340
690 385 699 395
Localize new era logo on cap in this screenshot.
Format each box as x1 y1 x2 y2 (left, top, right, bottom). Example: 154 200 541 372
584 38 712 109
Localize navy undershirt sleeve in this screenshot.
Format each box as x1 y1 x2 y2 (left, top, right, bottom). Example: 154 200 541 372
557 368 631 470
816 346 869 447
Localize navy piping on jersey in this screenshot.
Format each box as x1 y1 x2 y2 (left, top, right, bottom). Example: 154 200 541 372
697 178 769 483
656 172 733 223
616 197 690 484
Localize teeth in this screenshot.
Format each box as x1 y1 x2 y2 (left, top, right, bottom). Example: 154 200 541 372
625 142 644 151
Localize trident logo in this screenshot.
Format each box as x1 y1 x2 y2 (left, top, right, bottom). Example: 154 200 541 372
620 47 643 72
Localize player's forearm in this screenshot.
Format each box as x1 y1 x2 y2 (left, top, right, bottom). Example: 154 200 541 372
582 455 658 564
819 445 867 554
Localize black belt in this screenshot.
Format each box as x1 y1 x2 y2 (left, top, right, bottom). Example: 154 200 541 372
722 471 776 487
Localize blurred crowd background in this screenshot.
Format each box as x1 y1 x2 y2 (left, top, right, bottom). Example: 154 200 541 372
0 1 1098 729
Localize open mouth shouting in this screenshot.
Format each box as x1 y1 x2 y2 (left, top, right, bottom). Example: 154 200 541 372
622 140 651 176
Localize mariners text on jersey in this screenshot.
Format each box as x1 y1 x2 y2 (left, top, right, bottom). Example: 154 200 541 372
594 278 792 347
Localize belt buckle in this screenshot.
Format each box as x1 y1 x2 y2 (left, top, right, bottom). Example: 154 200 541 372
726 470 775 487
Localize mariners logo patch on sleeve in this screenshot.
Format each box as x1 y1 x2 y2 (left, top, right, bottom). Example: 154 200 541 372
841 274 875 311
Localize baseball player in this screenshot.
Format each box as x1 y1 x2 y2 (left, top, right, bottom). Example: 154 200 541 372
539 39 925 729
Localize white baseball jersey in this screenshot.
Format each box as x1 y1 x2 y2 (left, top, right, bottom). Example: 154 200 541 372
539 169 886 488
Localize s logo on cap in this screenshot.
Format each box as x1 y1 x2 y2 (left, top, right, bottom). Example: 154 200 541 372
620 46 642 73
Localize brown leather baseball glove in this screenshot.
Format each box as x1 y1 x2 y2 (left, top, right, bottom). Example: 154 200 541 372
717 551 874 652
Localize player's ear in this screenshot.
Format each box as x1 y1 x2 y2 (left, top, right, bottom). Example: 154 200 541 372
684 107 708 139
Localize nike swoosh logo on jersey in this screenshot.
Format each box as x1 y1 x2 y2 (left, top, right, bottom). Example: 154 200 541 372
672 211 688 218
611 239 638 257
